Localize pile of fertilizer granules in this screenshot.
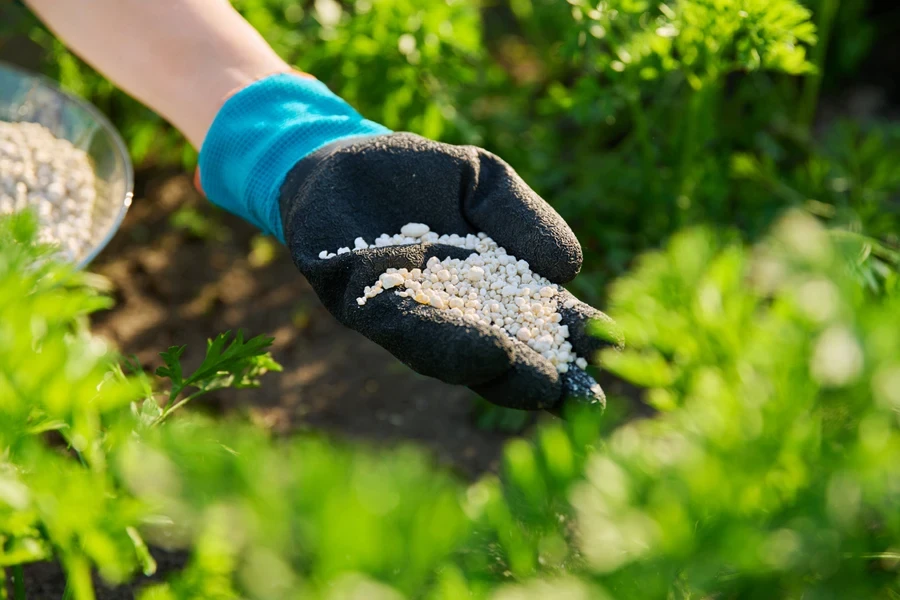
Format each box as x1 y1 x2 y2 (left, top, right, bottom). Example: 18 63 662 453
0 121 97 262
320 223 589 374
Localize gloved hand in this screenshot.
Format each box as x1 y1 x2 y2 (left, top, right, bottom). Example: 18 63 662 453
199 73 620 410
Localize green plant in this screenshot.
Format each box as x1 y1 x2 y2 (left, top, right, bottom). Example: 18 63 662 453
7 0 898 306
0 212 484 599
3 205 900 598
0 213 280 599
0 211 147 599
593 214 900 597
464 213 900 598
151 331 281 425
169 206 231 243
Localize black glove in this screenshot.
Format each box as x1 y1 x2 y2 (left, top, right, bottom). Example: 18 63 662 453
279 132 619 410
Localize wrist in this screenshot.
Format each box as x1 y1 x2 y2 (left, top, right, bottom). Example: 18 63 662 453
27 0 292 149
198 73 390 242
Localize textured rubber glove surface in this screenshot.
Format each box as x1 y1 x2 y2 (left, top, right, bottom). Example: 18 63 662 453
280 132 621 410
199 74 390 242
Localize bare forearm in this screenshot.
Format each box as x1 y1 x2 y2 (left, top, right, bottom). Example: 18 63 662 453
25 0 290 147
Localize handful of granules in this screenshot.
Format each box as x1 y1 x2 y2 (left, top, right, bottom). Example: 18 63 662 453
320 223 590 374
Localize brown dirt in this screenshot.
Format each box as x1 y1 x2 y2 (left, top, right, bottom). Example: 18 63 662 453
14 550 186 600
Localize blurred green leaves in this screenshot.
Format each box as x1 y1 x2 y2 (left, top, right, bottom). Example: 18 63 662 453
0 213 149 597
122 419 471 600
2 200 900 598
577 213 900 597
567 0 816 85
10 0 897 310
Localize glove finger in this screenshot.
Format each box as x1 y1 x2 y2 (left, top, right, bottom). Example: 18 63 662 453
470 343 563 410
542 366 607 418
556 290 623 365
358 291 517 386
461 146 582 284
471 356 606 412
562 366 606 406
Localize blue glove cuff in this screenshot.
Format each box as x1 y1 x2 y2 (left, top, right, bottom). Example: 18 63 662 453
198 73 391 243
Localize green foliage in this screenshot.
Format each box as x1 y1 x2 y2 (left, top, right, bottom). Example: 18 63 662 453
569 0 816 82
0 215 281 599
584 214 900 597
125 421 470 600
169 206 230 243
0 212 147 596
153 331 281 424
458 215 900 598
6 0 897 306
5 203 900 597
0 213 481 599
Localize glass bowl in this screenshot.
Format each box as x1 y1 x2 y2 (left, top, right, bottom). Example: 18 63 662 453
0 61 133 269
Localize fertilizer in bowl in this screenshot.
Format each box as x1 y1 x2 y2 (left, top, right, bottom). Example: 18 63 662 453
0 120 97 263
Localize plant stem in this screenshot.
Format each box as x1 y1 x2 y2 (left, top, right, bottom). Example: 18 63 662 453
674 82 709 225
154 389 206 426
63 555 94 600
798 0 840 130
625 84 662 200
12 566 25 600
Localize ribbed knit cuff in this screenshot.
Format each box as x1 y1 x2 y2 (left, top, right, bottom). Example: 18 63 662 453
198 73 390 243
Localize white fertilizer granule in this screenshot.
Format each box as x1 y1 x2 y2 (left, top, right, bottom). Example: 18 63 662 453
320 223 590 374
0 121 97 263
